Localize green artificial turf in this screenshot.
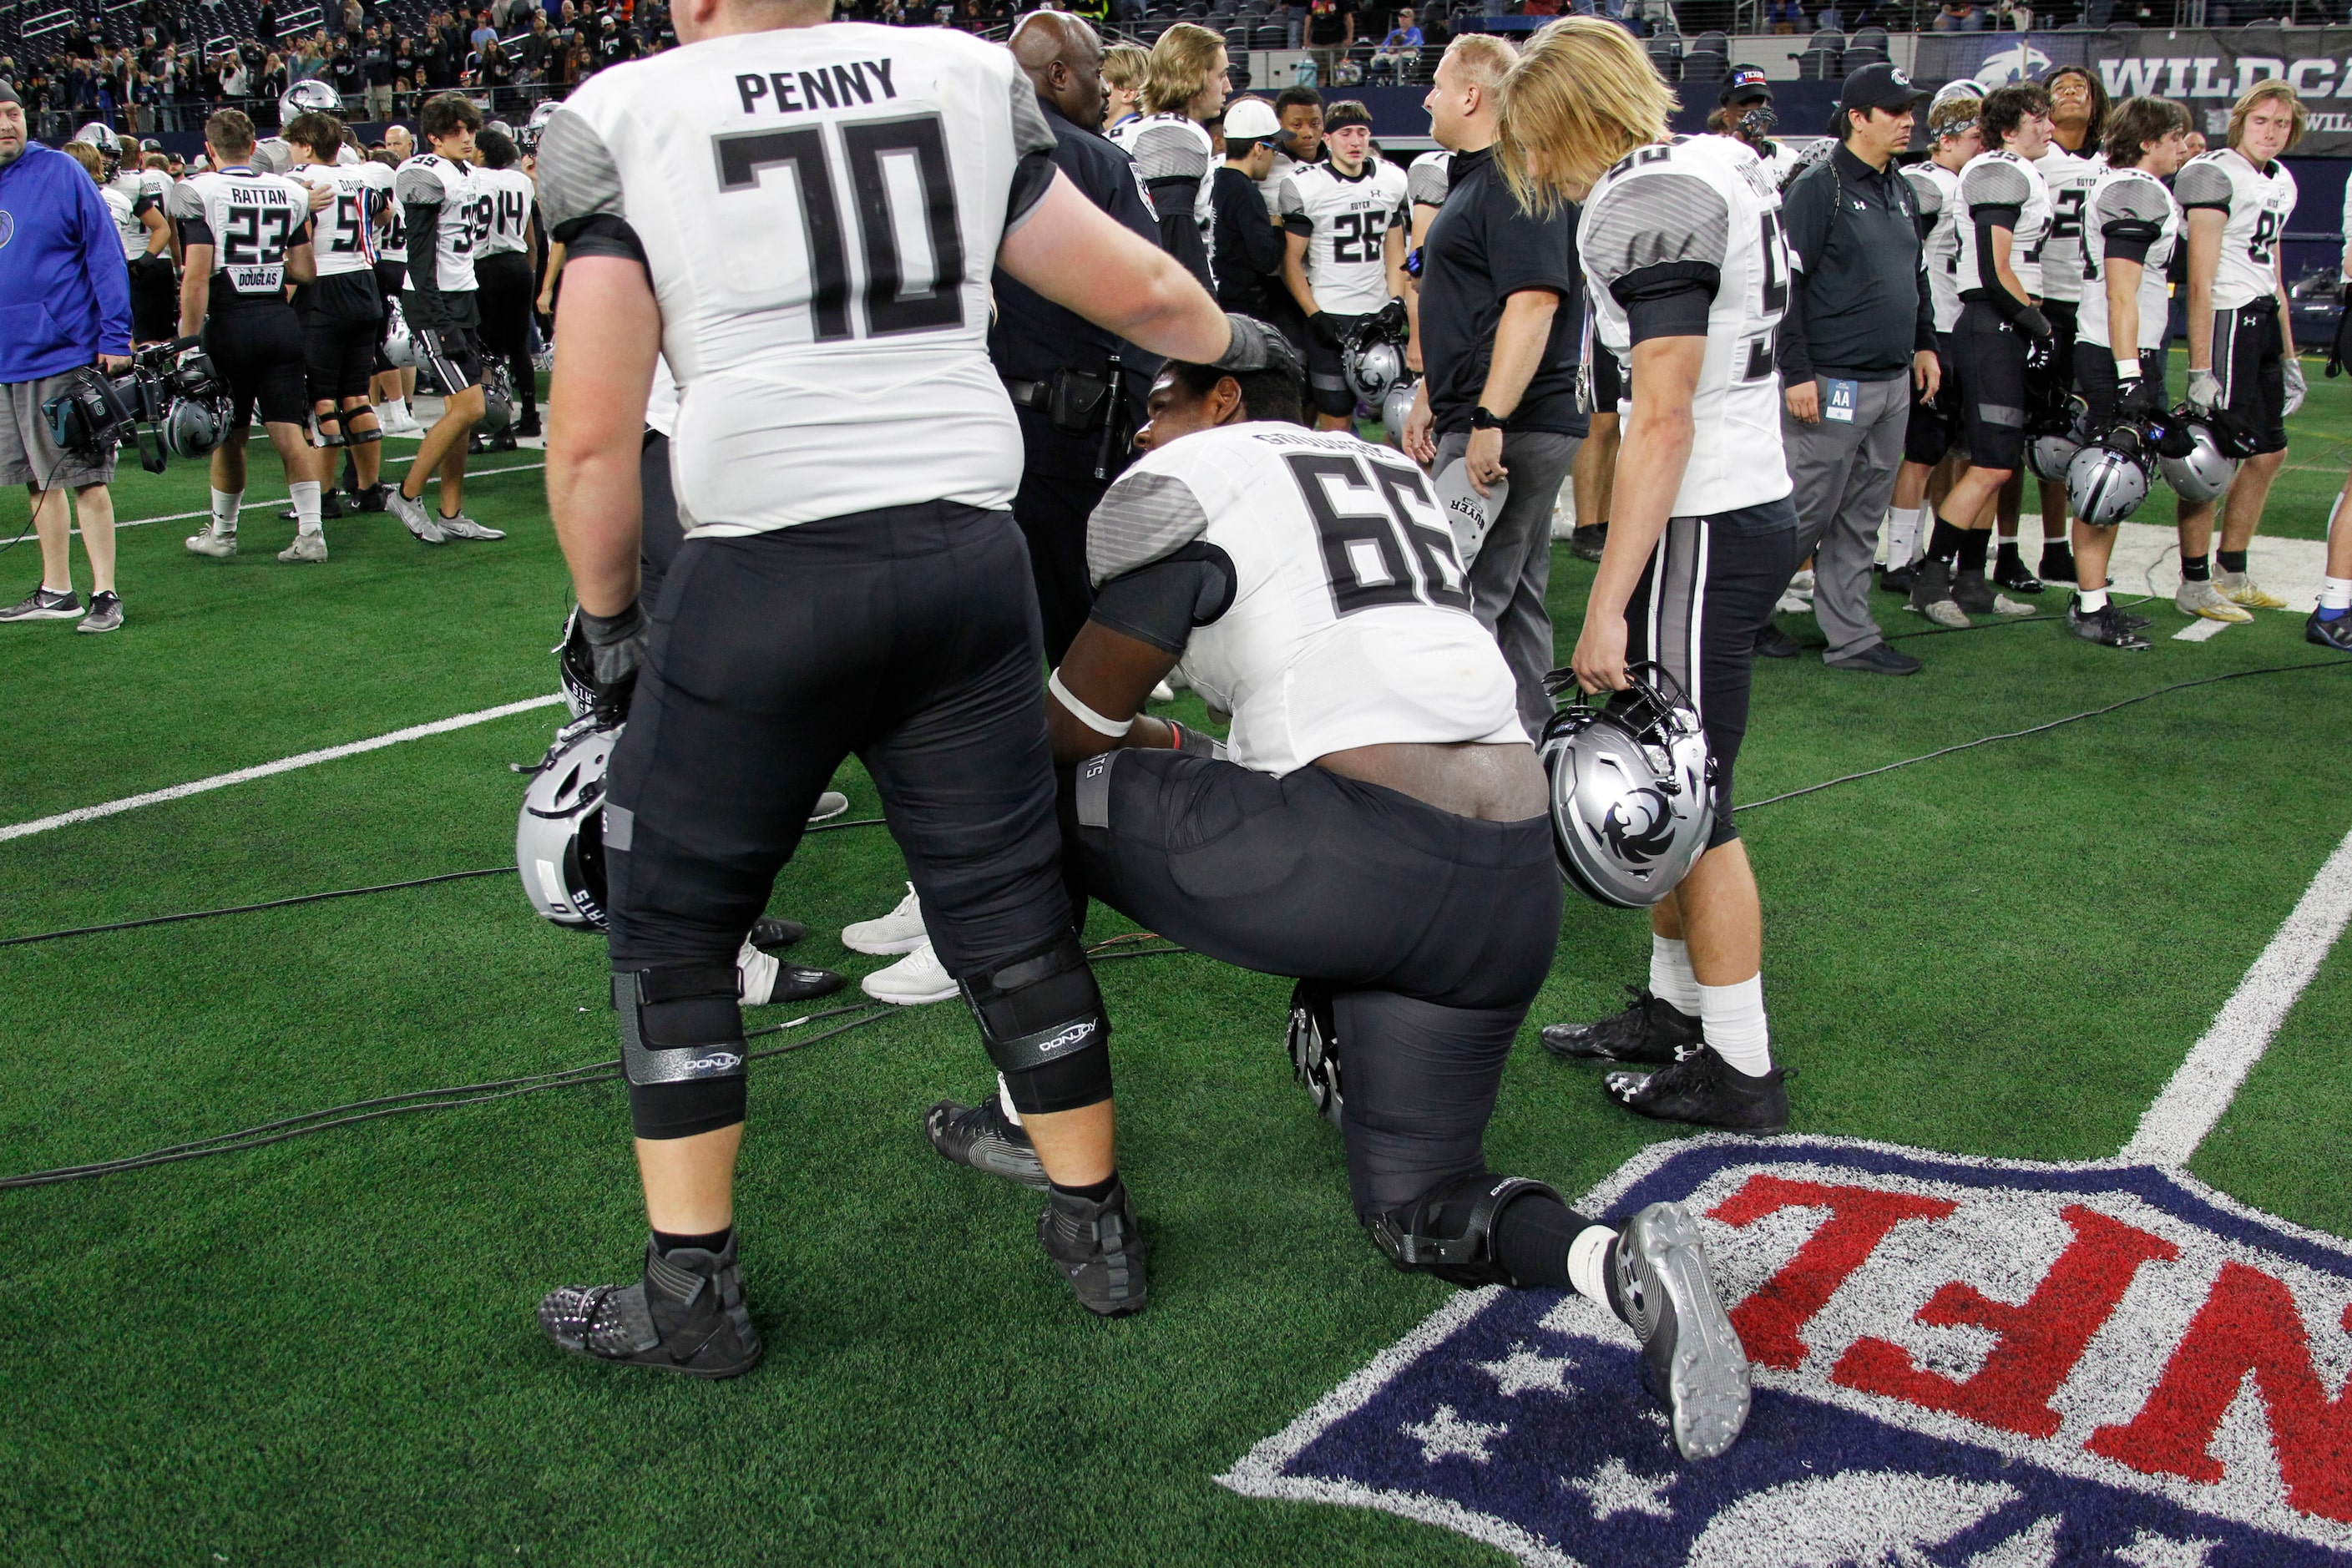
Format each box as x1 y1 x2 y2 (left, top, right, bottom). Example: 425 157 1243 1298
0 416 2348 1565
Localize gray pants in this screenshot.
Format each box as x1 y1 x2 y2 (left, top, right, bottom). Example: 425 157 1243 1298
1437 427 1581 737
1781 373 1909 660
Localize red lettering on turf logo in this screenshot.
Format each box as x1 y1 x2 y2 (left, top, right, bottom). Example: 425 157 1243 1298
2090 1262 2352 1524
1709 1174 1957 1370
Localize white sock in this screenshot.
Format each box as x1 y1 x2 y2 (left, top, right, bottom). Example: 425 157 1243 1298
1885 504 1924 567
1566 1224 1617 1302
995 1073 1024 1128
1698 974 1773 1078
209 488 242 534
289 481 322 536
2321 577 2352 612
1649 935 1702 1015
2077 584 2111 613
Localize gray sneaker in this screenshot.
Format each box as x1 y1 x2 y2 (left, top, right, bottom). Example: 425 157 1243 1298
1612 1201 1753 1461
386 488 445 544
184 528 238 559
278 531 329 564
0 584 84 621
434 511 505 540
75 590 123 633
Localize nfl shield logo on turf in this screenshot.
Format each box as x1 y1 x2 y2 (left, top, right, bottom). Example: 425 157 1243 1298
1222 1136 2352 1566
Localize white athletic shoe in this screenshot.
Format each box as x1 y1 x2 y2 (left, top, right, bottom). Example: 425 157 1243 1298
1992 593 2037 618
377 404 423 436
277 531 328 564
1150 680 1176 703
862 939 957 1006
808 790 849 824
434 512 506 540
185 528 237 559
385 488 445 544
2175 579 2254 623
843 883 928 956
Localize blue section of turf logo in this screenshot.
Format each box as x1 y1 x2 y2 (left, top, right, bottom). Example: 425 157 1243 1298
1222 1136 2352 1567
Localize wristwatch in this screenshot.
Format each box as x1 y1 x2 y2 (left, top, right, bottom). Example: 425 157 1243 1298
1470 406 1506 430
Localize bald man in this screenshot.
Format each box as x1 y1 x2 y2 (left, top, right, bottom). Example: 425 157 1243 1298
989 9 1171 662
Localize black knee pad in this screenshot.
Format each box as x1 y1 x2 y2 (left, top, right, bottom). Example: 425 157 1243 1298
960 933 1112 1115
1369 1171 1565 1288
616 965 748 1140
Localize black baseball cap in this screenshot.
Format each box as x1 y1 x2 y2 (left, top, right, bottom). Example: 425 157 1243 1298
1840 62 1930 115
1719 67 1773 107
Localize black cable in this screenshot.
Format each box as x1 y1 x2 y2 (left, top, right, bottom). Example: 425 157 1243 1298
1739 657 2344 813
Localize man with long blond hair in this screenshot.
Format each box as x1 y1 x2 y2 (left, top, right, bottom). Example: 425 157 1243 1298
1108 21 1227 291
1502 20 1798 1139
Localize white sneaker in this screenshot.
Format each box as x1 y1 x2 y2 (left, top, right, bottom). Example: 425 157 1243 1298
1787 569 1816 602
386 488 445 544
862 938 957 1006
185 528 237 559
378 404 423 436
435 512 506 540
2175 579 2253 623
1149 680 1176 703
1992 593 2037 618
278 531 328 563
842 883 927 955
808 790 849 824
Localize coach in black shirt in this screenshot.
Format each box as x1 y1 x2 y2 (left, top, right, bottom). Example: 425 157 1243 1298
989 10 1166 661
1402 33 1586 737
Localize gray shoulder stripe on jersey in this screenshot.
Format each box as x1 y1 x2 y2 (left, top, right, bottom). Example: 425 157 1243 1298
1582 173 1729 284
1406 160 1449 208
1008 69 1057 159
1960 159 2031 210
1277 176 1306 218
2095 176 2172 226
1902 167 1945 216
2172 159 2234 210
1086 469 1213 586
533 108 625 234
395 163 448 206
165 180 205 220
1129 126 1210 183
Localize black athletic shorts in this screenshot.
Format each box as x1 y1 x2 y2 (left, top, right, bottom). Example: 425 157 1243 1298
1591 342 1623 415
127 252 179 344
305 270 386 404
1951 299 2031 472
1064 746 1560 1219
472 252 534 359
1306 310 1371 419
405 291 484 396
2211 300 2289 456
203 304 310 427
1620 498 1800 848
1904 331 1956 467
2071 342 2167 427
605 502 1074 993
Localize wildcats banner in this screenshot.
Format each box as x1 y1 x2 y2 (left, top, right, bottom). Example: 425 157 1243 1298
1221 1136 2352 1566
1912 28 2352 158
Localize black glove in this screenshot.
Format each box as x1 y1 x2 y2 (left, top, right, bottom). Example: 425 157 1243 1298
1308 311 1345 349
559 601 648 727
1369 296 1409 341
2114 367 2162 418
1211 312 1302 377
2015 304 2053 343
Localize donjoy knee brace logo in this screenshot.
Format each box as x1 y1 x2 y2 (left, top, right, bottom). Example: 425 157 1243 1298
683 1051 743 1075
1034 1021 1097 1058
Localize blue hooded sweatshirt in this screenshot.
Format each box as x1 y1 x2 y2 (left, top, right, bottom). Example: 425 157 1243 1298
0 139 134 383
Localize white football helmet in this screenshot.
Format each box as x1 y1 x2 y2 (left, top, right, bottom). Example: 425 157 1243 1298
517 721 619 931
281 79 342 125
1539 665 1715 908
381 300 415 369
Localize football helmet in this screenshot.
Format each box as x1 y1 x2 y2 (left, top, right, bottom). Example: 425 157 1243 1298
480 363 514 434
1285 981 1343 1126
281 79 342 124
522 99 561 152
2026 396 2087 483
382 300 415 369
1538 664 1714 908
1342 299 1409 405
160 394 234 459
1380 374 1419 451
2158 406 2239 504
75 122 122 177
2066 425 2151 529
516 721 619 931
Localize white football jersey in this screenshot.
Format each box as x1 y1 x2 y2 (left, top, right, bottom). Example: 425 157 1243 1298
1406 149 1451 214
1110 111 1215 268
1953 149 2051 301
1904 161 1965 334
1278 159 1409 316
396 152 489 293
2076 165 2179 352
1579 135 1793 518
2173 147 2296 310
105 167 167 258
534 23 1059 534
474 165 535 256
2031 145 2102 304
374 163 407 262
168 166 313 306
292 159 385 275
1085 423 1523 775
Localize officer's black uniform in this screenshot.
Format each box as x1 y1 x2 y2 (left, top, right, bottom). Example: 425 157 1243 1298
988 95 1165 664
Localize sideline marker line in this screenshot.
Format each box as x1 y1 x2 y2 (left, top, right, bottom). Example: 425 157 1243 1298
2121 820 2352 1166
0 695 567 845
2172 618 2232 643
0 463 547 545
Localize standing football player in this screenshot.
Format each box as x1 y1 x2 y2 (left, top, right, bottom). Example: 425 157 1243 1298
387 94 502 545
83 122 177 346
282 110 389 540
372 126 420 437
174 109 331 564
469 126 539 448
1108 22 1227 292
2177 81 2303 614
531 0 1255 1372
2023 92 2102 594
1884 91 1980 594
1279 99 1409 430
1507 18 1797 1133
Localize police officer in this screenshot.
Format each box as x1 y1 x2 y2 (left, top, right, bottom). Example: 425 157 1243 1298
991 9 1166 662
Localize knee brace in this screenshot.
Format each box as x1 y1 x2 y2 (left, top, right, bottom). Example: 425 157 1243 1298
959 933 1112 1115
1368 1171 1565 1288
615 965 748 1140
346 426 382 446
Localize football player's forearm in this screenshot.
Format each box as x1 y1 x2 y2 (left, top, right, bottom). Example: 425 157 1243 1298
2186 221 2219 366
548 256 659 616
177 248 210 337
1476 290 1556 418
2107 270 2139 362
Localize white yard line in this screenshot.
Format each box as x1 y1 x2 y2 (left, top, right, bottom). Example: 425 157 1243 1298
2121 821 2352 1166
0 462 546 546
0 695 566 846
2171 618 2233 643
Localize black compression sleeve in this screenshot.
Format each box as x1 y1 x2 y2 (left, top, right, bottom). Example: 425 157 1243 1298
404 200 443 325
555 211 646 267
1971 209 2030 318
1611 260 1718 344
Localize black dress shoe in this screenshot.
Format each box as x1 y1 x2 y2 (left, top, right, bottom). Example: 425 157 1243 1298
1823 641 1922 675
1755 623 1801 659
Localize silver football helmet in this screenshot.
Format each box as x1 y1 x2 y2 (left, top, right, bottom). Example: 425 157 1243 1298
1539 665 1714 908
381 300 415 369
2159 412 2239 504
517 721 620 931
1285 981 1343 1126
2026 426 2083 483
74 121 122 178
522 98 561 151
1343 336 1405 405
1381 374 1419 452
2067 432 2151 529
480 363 514 434
281 79 342 125
160 396 233 459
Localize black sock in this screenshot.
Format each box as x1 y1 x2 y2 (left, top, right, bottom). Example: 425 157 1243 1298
1957 529 1991 574
1996 539 2023 564
653 1225 733 1257
2218 549 2248 574
2183 553 2211 582
1051 1172 1120 1204
1491 1191 1598 1292
1927 518 1966 564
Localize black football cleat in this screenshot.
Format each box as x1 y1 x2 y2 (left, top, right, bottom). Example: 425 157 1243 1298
1605 1044 1791 1133
2308 609 2352 653
1879 562 1918 595
2040 543 2077 584
2068 595 2152 650
747 916 807 951
1039 1179 1148 1317
925 1096 1049 1190
1993 549 2045 594
1570 523 1608 562
1540 984 1702 1065
1610 1201 1753 1460
537 1234 763 1379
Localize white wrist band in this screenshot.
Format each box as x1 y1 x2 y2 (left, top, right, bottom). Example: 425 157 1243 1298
1049 669 1134 738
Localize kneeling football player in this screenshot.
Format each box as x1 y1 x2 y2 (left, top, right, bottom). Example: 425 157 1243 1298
925 347 1753 1462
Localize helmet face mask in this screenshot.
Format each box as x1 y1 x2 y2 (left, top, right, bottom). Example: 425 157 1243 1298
1539 664 1716 908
